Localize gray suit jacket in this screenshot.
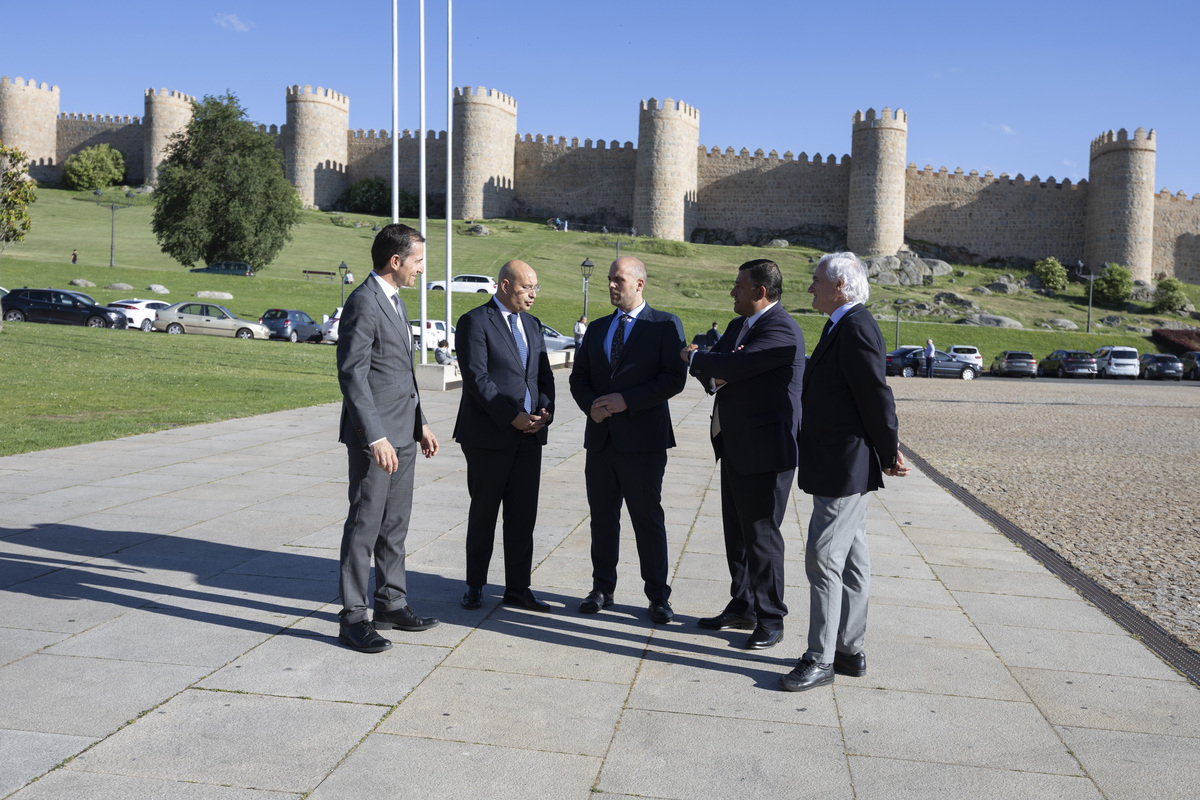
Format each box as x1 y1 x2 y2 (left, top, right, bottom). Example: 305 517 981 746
336 276 426 449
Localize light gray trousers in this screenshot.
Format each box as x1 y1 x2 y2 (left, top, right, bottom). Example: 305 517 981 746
804 492 871 663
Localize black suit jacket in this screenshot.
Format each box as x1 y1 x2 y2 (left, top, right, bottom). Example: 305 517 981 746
797 304 899 498
453 299 554 448
568 305 686 452
688 303 804 476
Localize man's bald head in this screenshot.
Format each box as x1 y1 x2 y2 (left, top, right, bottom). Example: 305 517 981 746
608 256 647 312
497 259 539 313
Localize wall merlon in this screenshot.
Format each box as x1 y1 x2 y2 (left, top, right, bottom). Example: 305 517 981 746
852 106 906 130
286 84 350 110
144 87 195 103
1 76 60 94
1090 126 1157 158
640 96 700 122
453 85 517 111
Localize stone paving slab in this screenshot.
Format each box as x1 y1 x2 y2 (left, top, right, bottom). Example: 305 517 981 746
1 374 1197 798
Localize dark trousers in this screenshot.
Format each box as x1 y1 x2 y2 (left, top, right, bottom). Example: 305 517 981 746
462 437 541 591
339 440 417 624
719 461 791 628
585 441 671 604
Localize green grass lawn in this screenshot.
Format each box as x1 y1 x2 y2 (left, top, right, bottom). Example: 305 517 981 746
0 186 1187 454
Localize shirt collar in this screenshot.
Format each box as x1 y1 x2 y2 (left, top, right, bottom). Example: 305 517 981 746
616 301 647 321
370 271 398 300
827 300 858 329
743 300 777 330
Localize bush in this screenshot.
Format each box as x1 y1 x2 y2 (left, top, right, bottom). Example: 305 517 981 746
1152 277 1190 313
62 144 125 190
1151 327 1200 354
1033 257 1068 291
340 177 418 217
1094 262 1133 307
631 237 697 258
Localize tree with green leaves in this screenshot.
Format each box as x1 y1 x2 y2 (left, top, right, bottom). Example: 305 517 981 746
1033 257 1068 292
1152 277 1190 314
151 93 300 272
1 142 36 256
1093 262 1133 307
62 143 126 191
339 176 418 217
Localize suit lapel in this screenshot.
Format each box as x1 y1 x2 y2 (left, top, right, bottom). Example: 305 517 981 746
804 303 863 394
486 302 522 364
610 305 651 372
370 280 410 352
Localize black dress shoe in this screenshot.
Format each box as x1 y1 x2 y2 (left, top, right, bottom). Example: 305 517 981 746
373 605 439 631
649 601 674 624
697 610 757 631
833 650 867 677
778 658 834 692
743 625 784 650
461 585 483 610
338 619 392 653
502 588 551 612
579 590 613 614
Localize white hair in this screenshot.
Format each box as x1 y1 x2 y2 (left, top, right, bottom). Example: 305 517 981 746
818 251 869 304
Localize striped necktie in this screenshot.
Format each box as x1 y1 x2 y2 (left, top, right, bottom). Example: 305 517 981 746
509 313 532 413
610 313 631 374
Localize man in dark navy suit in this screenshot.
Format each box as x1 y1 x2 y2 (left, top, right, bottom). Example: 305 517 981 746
684 259 805 650
779 251 910 692
569 257 686 624
454 260 555 613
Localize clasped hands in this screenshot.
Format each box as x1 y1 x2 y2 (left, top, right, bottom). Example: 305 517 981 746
512 408 552 433
589 393 627 423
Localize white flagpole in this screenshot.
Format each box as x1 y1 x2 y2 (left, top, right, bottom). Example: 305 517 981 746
445 0 453 341
417 0 428 362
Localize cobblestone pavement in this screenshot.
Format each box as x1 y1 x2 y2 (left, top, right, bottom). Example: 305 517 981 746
891 374 1200 653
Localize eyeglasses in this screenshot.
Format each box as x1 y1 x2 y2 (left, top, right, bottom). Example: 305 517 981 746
520 284 540 293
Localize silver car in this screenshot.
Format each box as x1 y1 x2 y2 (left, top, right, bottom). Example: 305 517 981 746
152 302 270 339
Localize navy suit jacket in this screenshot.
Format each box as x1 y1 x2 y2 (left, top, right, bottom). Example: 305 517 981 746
568 305 686 453
453 299 554 449
688 302 804 476
797 304 899 498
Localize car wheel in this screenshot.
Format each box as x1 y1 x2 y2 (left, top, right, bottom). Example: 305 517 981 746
1057 366 1066 378
236 328 254 339
961 367 976 381
901 366 915 378
431 286 445 291
1036 365 1044 377
288 330 299 343
1098 369 1106 378
86 316 106 328
3 309 25 322
140 319 153 332
167 323 184 334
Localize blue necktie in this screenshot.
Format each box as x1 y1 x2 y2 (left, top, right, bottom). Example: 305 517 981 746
509 313 532 413
610 313 631 374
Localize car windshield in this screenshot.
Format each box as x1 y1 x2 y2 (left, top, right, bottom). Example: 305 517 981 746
1007 353 1033 360
1155 355 1181 363
1111 350 1137 360
69 292 98 305
1066 352 1091 358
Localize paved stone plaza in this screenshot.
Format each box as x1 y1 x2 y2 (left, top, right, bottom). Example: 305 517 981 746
1 376 1198 799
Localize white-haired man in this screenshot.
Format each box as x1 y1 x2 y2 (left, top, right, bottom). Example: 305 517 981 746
779 252 910 692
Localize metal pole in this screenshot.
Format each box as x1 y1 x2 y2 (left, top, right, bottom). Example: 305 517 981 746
895 305 900 350
416 0 428 362
583 277 589 319
1087 276 1093 334
445 0 453 352
109 204 116 267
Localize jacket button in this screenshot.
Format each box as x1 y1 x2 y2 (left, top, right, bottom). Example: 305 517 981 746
410 392 417 398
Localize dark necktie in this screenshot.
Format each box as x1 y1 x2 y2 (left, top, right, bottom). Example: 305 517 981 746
509 313 532 413
392 294 410 351
610 313 631 374
821 318 833 340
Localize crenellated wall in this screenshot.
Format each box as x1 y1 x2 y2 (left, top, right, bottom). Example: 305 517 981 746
1152 189 1200 283
513 134 637 225
1086 127 1157 281
346 128 450 207
0 76 59 181
634 98 700 241
143 88 193 185
849 107 908 256
284 84 350 209
452 86 517 219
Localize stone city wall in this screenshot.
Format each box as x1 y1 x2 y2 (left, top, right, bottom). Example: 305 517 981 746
346 128 449 206
1152 191 1200 283
56 113 145 184
513 135 637 225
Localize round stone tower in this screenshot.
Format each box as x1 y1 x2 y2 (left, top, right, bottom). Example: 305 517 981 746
1084 127 1156 282
143 88 195 186
847 107 908 257
452 86 517 220
0 76 61 182
284 84 350 209
633 97 700 241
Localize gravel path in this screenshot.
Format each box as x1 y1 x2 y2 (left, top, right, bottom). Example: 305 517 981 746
891 374 1200 654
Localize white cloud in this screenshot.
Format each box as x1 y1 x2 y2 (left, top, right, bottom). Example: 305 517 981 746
1001 124 1016 135
213 14 250 33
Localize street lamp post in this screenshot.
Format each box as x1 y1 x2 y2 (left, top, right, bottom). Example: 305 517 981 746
93 189 133 267
339 261 351 305
580 258 595 319
1076 260 1096 334
600 231 635 262
895 299 903 350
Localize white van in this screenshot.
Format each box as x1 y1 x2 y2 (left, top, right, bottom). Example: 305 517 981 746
1093 345 1139 379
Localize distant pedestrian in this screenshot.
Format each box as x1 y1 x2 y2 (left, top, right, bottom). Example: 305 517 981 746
704 322 720 349
574 316 588 348
563 219 569 232
555 218 562 231
71 249 78 264
923 338 935 378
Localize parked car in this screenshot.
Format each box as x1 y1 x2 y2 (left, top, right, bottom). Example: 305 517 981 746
107 298 171 332
2 287 127 328
412 318 456 351
1138 353 1183 381
947 344 983 370
426 274 497 294
884 345 927 378
926 350 979 380
991 351 1038 378
1093 345 1139 379
540 323 575 351
190 260 255 276
690 333 712 353
320 307 343 344
152 302 270 339
260 308 323 343
1182 351 1200 381
1038 349 1097 378
0 286 8 298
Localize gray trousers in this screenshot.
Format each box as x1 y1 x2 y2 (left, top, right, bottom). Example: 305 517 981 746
804 492 870 663
339 440 417 624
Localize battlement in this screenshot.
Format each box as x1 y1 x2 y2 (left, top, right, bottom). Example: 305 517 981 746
454 85 517 111
349 128 446 140
640 97 700 122
0 76 59 94
1090 126 1156 158
516 133 632 150
701 144 848 166
60 112 141 124
144 87 195 104
852 106 906 130
254 123 281 135
907 163 1083 191
286 84 350 110
1157 188 1200 203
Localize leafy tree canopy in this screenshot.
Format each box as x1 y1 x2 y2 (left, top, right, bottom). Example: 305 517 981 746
1033 257 1068 292
339 176 418 217
62 143 125 191
1094 262 1133 307
1 142 37 255
151 92 300 272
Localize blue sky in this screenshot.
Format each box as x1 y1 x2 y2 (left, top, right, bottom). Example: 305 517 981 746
6 0 1198 193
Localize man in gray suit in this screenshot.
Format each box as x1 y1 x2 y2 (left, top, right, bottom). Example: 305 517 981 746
336 223 441 653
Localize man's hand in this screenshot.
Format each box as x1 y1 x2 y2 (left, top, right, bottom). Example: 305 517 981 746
680 343 699 362
370 439 399 474
525 408 552 434
420 425 439 458
884 451 911 478
590 393 628 423
511 411 545 432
